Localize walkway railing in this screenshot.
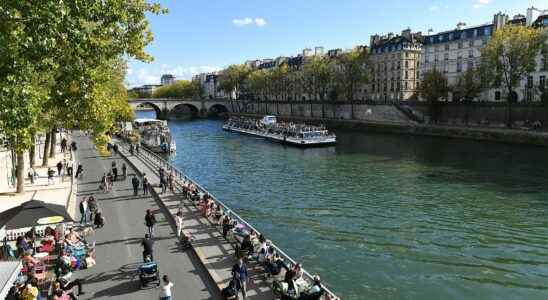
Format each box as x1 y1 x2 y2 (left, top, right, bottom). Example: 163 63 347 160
128 142 340 300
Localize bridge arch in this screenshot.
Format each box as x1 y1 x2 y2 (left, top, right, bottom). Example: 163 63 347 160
136 102 162 119
169 103 200 119
208 104 229 118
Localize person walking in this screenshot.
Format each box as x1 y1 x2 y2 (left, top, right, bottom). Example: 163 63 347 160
60 138 67 153
175 211 183 240
167 173 174 192
112 161 118 181
47 168 55 185
88 196 97 222
106 172 113 192
141 233 154 261
160 176 167 194
56 160 63 176
113 144 119 156
143 174 149 195
132 176 140 196
159 275 174 300
145 209 157 237
231 258 249 300
136 143 140 154
79 198 89 225
122 163 127 180
129 144 134 155
27 167 37 184
75 164 83 179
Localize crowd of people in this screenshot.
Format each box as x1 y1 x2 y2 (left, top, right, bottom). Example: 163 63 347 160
175 177 330 300
5 223 94 300
225 117 332 139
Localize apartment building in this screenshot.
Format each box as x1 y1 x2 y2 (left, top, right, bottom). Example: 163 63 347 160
420 7 548 102
370 29 423 102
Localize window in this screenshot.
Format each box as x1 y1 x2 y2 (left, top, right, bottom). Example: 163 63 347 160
468 49 474 58
457 62 462 73
527 76 533 88
405 61 409 69
405 82 408 90
444 53 449 61
540 76 546 90
435 54 439 62
469 40 474 48
425 56 430 63
444 44 450 51
405 71 409 79
495 91 501 101
467 61 474 70
405 52 409 58
397 61 401 69
397 82 401 91
458 41 463 49
484 27 491 36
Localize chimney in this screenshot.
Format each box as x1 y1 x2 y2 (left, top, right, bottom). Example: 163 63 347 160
370 34 380 47
314 46 324 56
401 28 412 39
493 12 509 30
456 22 466 30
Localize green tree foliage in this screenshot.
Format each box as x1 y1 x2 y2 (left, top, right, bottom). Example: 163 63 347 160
218 64 251 99
418 69 450 124
332 49 370 101
153 80 203 99
453 67 485 125
302 56 334 101
481 25 547 127
0 1 164 192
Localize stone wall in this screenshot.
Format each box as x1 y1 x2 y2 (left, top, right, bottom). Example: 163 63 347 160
410 102 548 127
237 101 412 124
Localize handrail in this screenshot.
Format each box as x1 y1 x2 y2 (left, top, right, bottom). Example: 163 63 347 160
125 141 340 299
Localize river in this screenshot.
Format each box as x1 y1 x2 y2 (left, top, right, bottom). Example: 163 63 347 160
138 111 548 299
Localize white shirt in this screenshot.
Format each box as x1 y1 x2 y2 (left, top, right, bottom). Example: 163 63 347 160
160 282 174 297
175 215 183 229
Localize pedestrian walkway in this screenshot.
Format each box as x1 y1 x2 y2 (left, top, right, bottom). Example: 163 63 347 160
116 141 275 299
0 143 75 217
70 133 220 300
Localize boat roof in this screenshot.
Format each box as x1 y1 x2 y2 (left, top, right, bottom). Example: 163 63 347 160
134 118 164 124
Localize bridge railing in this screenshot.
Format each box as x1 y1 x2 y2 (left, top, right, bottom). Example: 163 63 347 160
128 142 340 300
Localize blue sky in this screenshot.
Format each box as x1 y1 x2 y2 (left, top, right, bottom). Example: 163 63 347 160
126 0 548 87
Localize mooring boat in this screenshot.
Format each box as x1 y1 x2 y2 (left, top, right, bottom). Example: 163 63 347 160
222 116 336 147
133 118 176 153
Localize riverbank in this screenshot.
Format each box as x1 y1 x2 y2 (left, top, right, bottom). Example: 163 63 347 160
231 112 548 147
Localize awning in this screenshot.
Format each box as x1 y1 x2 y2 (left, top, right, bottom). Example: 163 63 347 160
0 261 22 299
0 200 74 230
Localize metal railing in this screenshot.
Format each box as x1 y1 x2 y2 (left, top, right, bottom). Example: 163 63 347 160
125 142 340 299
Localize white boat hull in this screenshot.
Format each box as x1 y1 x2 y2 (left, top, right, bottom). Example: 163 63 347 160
222 125 336 147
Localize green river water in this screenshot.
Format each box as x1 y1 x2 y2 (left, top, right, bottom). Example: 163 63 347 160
139 112 548 299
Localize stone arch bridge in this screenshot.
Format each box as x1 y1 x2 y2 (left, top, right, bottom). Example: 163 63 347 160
128 98 233 119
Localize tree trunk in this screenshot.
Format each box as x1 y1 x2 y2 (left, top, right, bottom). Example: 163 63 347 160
49 128 56 158
42 132 51 167
16 151 24 193
351 101 355 120
507 90 513 128
29 135 36 167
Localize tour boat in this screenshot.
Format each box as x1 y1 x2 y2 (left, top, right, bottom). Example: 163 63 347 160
133 118 176 153
222 116 336 147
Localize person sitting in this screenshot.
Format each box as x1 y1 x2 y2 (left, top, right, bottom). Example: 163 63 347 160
22 252 39 269
257 237 269 264
16 236 31 257
265 253 288 277
58 277 85 299
292 263 304 280
65 228 83 247
239 235 254 259
297 275 324 300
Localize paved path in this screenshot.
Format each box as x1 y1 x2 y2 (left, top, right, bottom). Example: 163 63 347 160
71 132 220 300
116 140 275 300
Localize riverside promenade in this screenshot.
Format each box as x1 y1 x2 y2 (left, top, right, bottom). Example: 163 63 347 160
114 138 340 300
70 133 220 299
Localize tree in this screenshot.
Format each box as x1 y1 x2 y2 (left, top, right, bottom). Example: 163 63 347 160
452 67 484 126
481 25 547 127
218 64 252 113
153 80 201 98
302 57 335 118
333 49 370 119
0 1 164 193
418 69 450 124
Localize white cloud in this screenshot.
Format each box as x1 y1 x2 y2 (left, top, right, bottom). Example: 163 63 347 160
473 0 493 8
125 65 221 87
429 5 440 12
255 18 267 27
232 17 267 27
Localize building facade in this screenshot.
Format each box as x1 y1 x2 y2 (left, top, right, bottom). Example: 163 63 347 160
420 7 548 102
370 29 423 102
160 74 175 85
192 72 228 99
